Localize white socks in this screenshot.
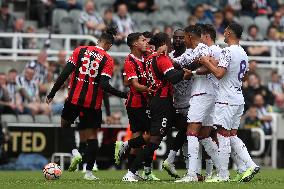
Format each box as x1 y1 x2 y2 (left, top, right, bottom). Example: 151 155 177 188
72 149 81 157
195 143 202 174
230 135 257 169
231 150 246 173
182 142 189 169
205 159 214 177
216 134 231 179
187 135 200 174
166 150 177 164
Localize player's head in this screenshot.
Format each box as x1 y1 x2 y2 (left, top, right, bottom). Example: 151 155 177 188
184 25 201 48
142 31 155 52
98 27 118 51
172 29 185 49
224 22 243 43
200 24 216 45
126 32 148 52
149 32 171 52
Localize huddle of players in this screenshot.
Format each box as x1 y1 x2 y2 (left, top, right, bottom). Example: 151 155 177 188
46 21 260 182
115 22 260 183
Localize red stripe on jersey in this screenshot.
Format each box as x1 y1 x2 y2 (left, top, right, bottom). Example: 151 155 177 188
146 53 173 98
124 54 148 108
67 46 113 109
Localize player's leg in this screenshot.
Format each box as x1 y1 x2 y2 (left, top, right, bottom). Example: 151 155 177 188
123 97 173 182
230 105 260 182
78 129 88 172
205 104 233 182
115 108 150 165
176 95 211 182
80 108 102 180
163 109 187 178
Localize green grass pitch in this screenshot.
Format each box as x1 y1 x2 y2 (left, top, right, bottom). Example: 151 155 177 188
0 169 284 189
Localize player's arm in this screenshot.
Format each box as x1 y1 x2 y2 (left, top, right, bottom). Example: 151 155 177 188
130 78 153 93
100 76 128 99
196 57 219 75
199 56 226 79
100 58 128 99
103 92 111 117
46 62 75 103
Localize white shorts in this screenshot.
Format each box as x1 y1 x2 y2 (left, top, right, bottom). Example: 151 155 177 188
213 103 244 130
187 94 215 126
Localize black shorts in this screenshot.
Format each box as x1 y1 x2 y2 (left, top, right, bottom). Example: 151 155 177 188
61 101 102 130
174 108 188 130
149 96 175 136
127 107 150 133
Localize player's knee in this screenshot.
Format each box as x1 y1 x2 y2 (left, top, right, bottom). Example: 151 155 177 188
216 125 230 137
230 129 238 136
85 128 98 139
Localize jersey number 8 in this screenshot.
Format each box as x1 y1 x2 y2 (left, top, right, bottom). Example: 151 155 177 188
238 60 247 82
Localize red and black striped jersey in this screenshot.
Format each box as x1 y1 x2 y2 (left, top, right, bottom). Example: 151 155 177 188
124 54 148 108
146 52 174 98
66 46 113 109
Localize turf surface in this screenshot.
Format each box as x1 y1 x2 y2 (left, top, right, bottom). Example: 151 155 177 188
0 169 283 189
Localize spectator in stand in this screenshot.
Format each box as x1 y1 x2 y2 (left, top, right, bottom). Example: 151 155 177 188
187 15 198 26
212 10 225 39
45 71 68 115
268 70 283 95
16 64 51 115
245 25 270 57
222 6 239 27
243 73 274 111
24 26 38 49
240 0 256 17
273 93 284 113
254 94 273 135
79 0 106 37
243 105 262 129
0 2 14 33
192 4 212 24
0 72 16 115
103 8 117 29
244 24 263 41
114 3 134 44
186 0 214 12
151 27 160 35
0 2 15 49
26 51 48 85
6 69 26 114
37 0 55 28
254 0 273 16
266 25 284 56
164 25 173 39
114 0 158 13
13 18 26 49
270 11 284 37
110 59 125 92
56 0 82 11
219 0 241 12
54 50 66 78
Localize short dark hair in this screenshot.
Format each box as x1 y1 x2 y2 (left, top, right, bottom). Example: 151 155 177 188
142 31 153 39
248 24 259 33
149 32 170 49
202 24 217 42
184 25 201 38
8 68 18 73
99 27 118 44
126 32 143 47
227 22 243 39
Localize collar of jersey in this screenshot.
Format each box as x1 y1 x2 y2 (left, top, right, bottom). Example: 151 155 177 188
130 53 144 62
95 46 104 51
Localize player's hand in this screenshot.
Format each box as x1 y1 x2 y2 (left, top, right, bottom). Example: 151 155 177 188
147 87 155 95
46 97 53 104
198 56 210 64
183 68 192 80
157 44 167 55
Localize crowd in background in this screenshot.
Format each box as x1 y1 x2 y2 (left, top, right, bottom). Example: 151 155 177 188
1 0 284 136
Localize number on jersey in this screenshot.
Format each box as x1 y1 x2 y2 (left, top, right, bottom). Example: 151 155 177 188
238 60 247 81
